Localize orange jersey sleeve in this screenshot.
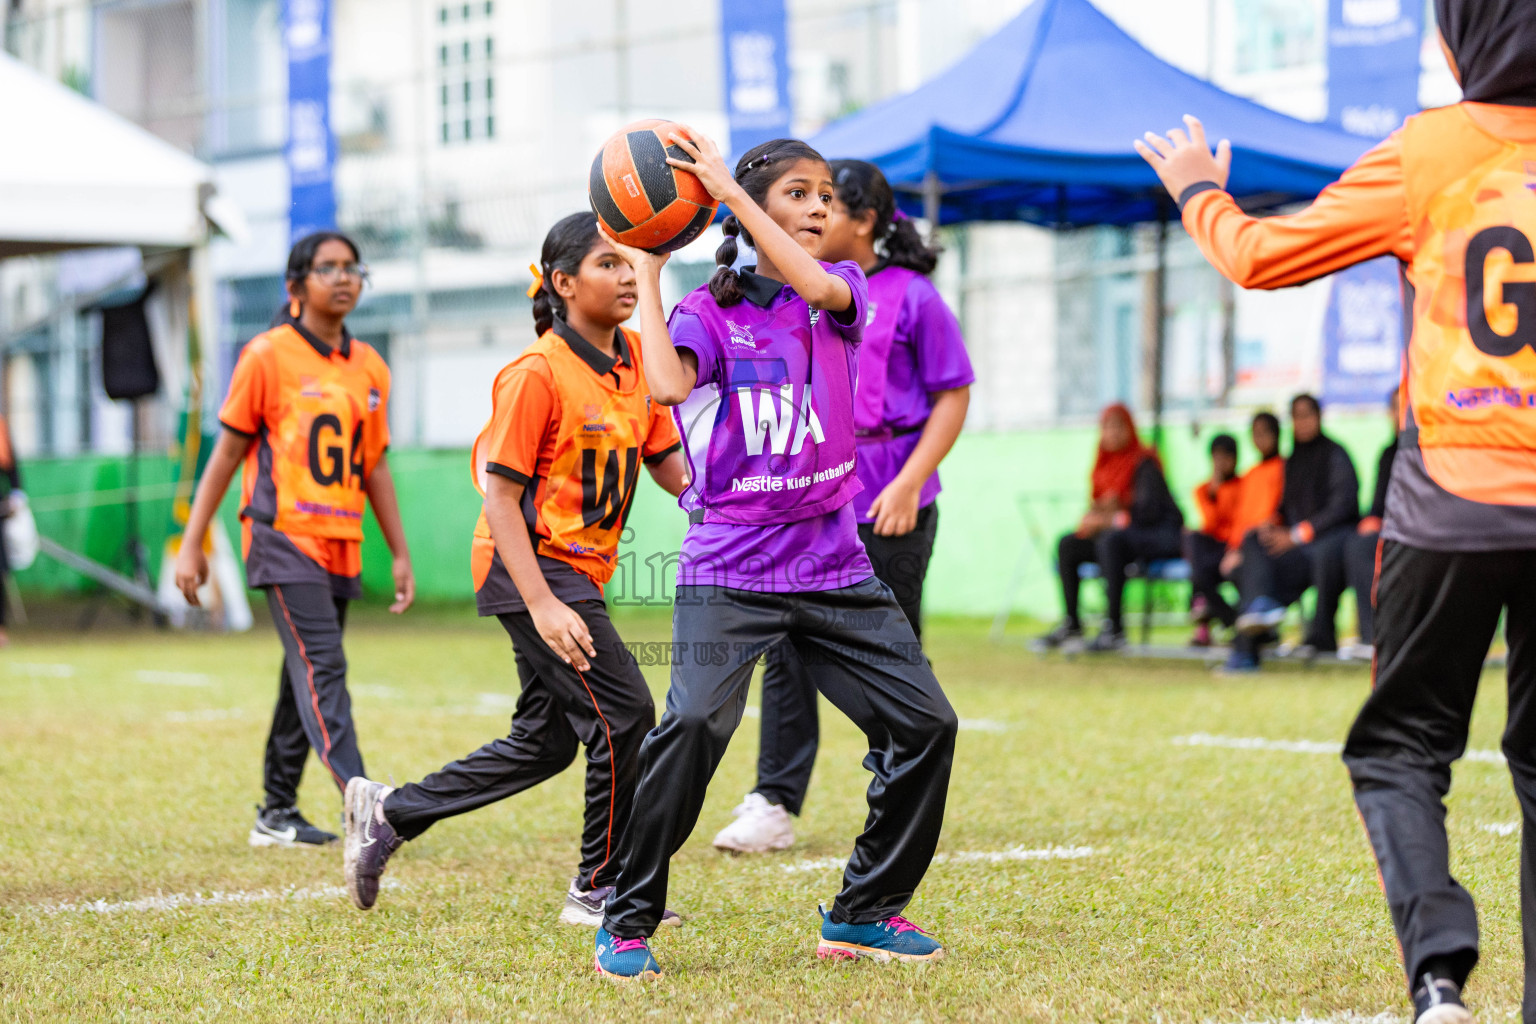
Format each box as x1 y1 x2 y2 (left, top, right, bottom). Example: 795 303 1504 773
1181 133 1415 290
641 396 681 463
482 360 558 484
218 338 273 436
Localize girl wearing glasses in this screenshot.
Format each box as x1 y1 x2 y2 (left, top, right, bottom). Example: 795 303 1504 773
174 231 415 850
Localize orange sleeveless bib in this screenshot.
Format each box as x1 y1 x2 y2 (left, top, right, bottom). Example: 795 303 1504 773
1401 105 1536 506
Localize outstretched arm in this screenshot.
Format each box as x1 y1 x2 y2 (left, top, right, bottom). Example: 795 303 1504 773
1135 115 1412 289
666 128 852 313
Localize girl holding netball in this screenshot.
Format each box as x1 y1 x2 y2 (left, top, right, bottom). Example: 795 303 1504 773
342 212 688 928
711 158 973 854
174 231 413 849
592 131 958 980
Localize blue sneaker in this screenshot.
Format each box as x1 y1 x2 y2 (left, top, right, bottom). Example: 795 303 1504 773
816 905 945 962
1215 648 1261 676
594 926 661 981
1235 597 1286 636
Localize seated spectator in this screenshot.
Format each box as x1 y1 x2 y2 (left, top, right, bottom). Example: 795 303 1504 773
1187 413 1285 646
1226 394 1359 671
1340 387 1399 658
1039 403 1184 654
1221 411 1286 578
1185 433 1241 647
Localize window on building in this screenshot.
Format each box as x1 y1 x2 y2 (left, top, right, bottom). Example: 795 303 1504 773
437 0 495 143
1232 0 1324 75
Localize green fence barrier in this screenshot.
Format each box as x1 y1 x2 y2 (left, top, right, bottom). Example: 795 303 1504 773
17 410 1397 622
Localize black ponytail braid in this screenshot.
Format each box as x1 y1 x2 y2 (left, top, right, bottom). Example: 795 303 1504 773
708 137 829 307
829 158 941 275
531 211 601 336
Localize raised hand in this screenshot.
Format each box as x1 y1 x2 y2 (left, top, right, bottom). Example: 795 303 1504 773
665 126 737 204
1134 115 1232 201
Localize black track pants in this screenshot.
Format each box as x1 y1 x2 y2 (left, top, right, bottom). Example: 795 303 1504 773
384 601 655 890
602 578 958 938
262 584 364 802
753 505 940 814
1185 531 1237 627
1058 526 1183 632
1342 541 1536 1011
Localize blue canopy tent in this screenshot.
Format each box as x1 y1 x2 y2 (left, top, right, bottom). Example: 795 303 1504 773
810 0 1374 431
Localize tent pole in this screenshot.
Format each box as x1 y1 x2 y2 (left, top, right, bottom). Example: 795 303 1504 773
923 171 941 236
1152 201 1169 449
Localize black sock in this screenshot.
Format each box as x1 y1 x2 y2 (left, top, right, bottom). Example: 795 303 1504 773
1421 952 1475 990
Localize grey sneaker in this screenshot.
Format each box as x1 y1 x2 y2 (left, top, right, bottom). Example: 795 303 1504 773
249 805 337 848
1084 628 1127 653
343 778 402 911
560 880 681 927
1033 622 1084 654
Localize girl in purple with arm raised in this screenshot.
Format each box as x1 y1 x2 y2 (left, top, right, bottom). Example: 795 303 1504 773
711 158 974 855
591 131 959 981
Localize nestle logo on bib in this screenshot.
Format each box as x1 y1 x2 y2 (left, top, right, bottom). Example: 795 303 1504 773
725 321 757 349
582 402 612 434
368 387 381 412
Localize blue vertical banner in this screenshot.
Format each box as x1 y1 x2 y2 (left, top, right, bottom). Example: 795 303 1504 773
284 0 336 243
1321 0 1421 406
1326 0 1421 136
719 0 792 160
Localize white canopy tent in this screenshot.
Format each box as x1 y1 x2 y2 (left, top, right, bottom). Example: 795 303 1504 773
0 51 250 630
0 50 230 258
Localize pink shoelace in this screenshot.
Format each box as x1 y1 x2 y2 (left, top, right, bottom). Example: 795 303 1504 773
612 937 650 954
882 916 925 934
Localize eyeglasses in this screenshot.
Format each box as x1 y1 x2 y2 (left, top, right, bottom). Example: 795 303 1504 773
309 262 370 284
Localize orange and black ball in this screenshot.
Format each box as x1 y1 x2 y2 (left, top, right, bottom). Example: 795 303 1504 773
590 120 719 254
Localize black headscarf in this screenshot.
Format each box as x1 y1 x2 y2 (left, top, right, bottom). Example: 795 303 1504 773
1435 0 1536 106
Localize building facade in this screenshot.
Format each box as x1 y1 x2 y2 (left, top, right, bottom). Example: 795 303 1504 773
1 0 1459 460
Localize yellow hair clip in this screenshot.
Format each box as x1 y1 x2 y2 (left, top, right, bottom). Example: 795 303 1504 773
526 262 544 299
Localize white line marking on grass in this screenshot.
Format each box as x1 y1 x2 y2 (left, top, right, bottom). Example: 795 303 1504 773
1172 733 1506 765
1482 822 1519 836
134 670 212 687
37 879 402 915
958 718 1010 733
164 708 246 723
1239 1014 1402 1024
743 706 760 718
9 662 76 678
781 844 1097 873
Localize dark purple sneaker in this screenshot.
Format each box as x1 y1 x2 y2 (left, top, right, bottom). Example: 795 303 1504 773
559 880 681 928
344 778 402 910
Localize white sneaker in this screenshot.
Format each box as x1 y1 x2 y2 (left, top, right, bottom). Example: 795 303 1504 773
711 792 795 853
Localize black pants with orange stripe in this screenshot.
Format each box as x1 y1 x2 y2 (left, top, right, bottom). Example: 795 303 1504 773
262 584 366 808
383 601 655 890
1343 541 1536 1009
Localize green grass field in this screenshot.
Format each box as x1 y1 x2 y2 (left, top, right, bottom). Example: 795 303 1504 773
0 607 1526 1022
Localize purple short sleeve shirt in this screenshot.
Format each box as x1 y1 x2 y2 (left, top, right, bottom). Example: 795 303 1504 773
669 262 875 591
851 266 975 522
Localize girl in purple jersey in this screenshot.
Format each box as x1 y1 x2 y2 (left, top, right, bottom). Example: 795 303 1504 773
590 132 958 981
711 159 974 855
